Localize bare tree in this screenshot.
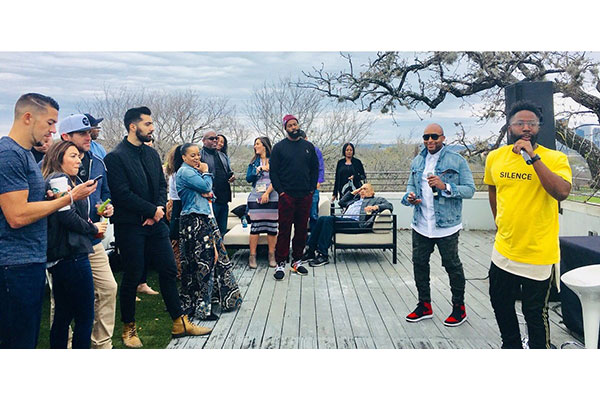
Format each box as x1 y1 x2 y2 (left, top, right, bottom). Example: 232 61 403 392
309 105 375 162
246 76 375 163
78 87 237 158
300 51 600 188
246 77 324 143
219 111 250 161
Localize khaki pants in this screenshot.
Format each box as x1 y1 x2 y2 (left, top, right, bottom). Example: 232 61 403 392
89 243 118 349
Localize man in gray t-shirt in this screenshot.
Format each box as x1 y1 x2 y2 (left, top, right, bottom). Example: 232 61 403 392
0 93 96 348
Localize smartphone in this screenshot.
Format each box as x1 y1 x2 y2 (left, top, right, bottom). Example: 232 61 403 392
92 175 103 183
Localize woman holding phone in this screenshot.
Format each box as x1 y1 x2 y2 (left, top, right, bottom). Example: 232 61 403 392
176 143 241 320
41 141 107 349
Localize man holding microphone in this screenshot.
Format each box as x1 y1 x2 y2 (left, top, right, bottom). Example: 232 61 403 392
402 123 475 327
485 101 572 349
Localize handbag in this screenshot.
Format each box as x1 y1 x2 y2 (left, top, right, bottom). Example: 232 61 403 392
341 179 356 196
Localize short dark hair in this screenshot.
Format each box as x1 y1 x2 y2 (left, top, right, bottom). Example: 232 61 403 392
507 100 542 123
342 142 355 157
123 106 151 133
14 93 59 118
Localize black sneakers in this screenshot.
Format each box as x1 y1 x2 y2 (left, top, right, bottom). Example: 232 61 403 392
444 303 467 327
291 259 308 275
405 301 433 322
300 248 316 263
273 262 286 281
309 252 329 267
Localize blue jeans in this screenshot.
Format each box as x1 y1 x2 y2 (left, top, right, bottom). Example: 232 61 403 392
49 254 95 349
306 216 362 256
0 262 46 348
212 202 229 237
309 189 320 231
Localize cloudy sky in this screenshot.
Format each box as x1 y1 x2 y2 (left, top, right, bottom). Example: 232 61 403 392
0 51 506 144
2 2 597 146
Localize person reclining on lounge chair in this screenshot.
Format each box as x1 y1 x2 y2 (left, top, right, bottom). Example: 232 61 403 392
299 183 393 267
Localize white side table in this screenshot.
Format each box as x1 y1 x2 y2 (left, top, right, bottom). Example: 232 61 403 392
561 264 600 349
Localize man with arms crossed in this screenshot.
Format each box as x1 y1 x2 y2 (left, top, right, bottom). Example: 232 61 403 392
0 93 97 348
485 100 571 349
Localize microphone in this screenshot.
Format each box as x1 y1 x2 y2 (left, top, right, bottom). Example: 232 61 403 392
520 149 532 164
427 172 438 196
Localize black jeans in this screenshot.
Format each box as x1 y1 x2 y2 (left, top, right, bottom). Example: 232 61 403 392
115 221 183 323
412 229 465 305
212 202 229 238
489 262 552 349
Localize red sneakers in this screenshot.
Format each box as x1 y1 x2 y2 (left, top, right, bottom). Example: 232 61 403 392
405 301 433 322
444 304 467 327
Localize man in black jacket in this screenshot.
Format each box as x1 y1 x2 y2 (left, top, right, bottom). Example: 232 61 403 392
104 106 211 348
302 183 393 267
270 114 319 281
200 131 235 236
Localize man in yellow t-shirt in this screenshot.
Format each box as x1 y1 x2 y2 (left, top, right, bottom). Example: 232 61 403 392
484 100 572 349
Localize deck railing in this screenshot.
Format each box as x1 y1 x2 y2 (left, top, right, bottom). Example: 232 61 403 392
231 170 599 204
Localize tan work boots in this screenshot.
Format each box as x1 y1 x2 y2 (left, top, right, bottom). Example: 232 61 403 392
122 315 212 348
171 315 212 338
122 322 143 348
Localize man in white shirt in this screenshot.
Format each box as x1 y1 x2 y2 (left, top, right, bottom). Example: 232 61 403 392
402 123 475 326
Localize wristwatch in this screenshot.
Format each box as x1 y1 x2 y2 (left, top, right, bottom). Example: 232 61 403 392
527 154 541 165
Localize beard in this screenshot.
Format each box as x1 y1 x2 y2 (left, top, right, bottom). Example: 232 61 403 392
509 132 538 147
136 127 153 143
288 129 303 139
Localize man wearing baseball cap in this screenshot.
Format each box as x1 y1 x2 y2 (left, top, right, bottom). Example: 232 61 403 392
86 113 107 159
60 113 117 349
269 115 319 281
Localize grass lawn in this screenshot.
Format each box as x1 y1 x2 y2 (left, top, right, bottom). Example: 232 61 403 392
568 195 600 204
37 268 174 349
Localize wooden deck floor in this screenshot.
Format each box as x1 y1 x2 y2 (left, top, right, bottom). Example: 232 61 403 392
168 230 580 349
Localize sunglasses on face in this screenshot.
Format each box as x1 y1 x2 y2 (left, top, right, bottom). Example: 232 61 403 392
205 136 218 141
422 134 442 141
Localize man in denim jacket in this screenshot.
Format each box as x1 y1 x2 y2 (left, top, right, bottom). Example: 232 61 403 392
401 123 475 327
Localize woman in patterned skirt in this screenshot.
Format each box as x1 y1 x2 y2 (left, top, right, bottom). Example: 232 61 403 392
245 137 278 268
176 143 242 320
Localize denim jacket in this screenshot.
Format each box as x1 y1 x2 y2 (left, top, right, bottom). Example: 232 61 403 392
245 157 269 188
401 145 475 228
176 163 213 216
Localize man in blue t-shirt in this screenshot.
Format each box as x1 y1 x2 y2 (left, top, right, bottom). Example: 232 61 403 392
0 93 97 349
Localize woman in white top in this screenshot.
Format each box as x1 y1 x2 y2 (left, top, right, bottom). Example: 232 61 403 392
165 144 184 279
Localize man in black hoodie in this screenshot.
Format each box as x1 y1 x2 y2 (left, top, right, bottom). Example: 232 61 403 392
104 106 211 348
269 114 319 281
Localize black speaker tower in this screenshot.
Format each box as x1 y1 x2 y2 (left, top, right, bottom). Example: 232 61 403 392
505 81 556 150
